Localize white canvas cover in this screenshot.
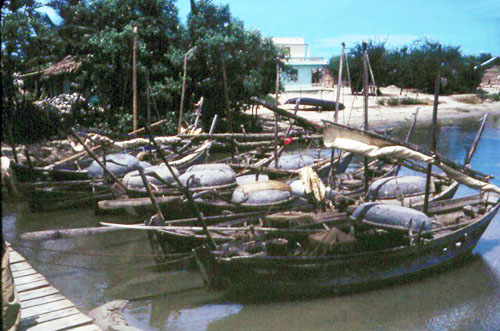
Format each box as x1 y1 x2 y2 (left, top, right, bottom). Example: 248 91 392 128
323 125 500 194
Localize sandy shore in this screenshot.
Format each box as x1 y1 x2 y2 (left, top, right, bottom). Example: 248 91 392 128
251 85 500 130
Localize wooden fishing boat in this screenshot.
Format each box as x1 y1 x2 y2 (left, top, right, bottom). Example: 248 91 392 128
192 111 500 297
323 113 488 207
193 193 500 297
17 140 215 212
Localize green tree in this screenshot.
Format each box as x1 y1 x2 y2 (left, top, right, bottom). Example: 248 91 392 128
186 0 282 131
2 0 63 143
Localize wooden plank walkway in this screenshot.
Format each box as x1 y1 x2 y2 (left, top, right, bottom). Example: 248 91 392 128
7 244 102 331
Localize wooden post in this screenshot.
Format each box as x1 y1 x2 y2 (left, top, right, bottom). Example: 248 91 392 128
362 42 369 194
334 42 345 123
221 53 232 133
345 51 352 94
274 61 280 168
178 47 196 132
145 68 151 127
424 45 442 214
132 25 138 132
220 50 234 161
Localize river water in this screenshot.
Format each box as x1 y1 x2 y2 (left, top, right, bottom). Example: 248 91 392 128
3 115 500 330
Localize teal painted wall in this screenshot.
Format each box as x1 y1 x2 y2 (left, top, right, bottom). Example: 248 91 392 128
282 64 325 91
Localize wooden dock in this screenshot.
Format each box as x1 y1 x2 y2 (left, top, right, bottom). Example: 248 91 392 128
7 244 102 330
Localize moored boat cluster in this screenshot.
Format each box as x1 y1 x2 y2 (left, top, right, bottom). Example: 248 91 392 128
4 99 499 299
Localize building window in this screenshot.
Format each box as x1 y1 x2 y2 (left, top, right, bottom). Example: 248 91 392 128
289 68 298 82
311 69 322 84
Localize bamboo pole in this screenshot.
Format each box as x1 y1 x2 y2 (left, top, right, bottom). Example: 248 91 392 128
143 125 217 249
178 47 196 132
145 69 151 127
221 53 232 134
137 167 165 221
334 42 345 123
193 97 204 130
424 45 442 214
274 61 280 168
395 109 419 174
70 130 128 192
132 25 138 132
464 114 488 165
362 42 369 194
251 97 320 132
128 119 168 136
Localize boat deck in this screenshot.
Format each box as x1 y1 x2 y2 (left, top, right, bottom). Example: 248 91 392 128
7 244 101 331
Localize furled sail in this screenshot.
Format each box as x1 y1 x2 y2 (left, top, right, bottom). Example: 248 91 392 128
323 122 500 194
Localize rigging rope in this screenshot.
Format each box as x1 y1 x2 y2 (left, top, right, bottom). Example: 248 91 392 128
20 255 193 271
10 242 191 258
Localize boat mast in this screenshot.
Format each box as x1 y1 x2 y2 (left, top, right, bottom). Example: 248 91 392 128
423 45 441 214
362 41 369 194
132 25 138 133
334 42 345 123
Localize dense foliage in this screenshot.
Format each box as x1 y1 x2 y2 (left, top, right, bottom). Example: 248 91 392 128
1 0 282 142
329 39 492 95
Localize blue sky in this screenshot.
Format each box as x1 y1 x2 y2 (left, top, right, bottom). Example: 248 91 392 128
176 0 500 58
40 0 500 59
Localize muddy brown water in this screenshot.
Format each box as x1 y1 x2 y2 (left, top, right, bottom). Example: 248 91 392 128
3 115 500 330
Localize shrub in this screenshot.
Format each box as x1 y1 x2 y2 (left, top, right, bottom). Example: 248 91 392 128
387 98 400 106
455 95 480 104
399 97 428 105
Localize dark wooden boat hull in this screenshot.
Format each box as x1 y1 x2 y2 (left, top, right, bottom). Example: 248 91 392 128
195 200 500 297
11 163 88 182
284 98 345 111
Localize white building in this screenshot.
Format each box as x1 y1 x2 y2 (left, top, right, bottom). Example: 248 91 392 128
272 37 328 91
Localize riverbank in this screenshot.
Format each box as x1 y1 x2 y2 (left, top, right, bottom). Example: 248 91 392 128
252 85 500 130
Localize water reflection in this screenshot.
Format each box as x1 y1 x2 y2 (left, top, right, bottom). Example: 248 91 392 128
2 114 500 330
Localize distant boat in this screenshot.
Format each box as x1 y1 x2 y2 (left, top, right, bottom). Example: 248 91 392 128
284 97 345 111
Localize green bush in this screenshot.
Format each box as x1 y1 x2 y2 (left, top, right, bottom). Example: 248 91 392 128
399 98 427 105
488 93 500 102
387 98 400 106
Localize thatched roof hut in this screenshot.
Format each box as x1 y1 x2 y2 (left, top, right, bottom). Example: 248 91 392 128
19 56 83 97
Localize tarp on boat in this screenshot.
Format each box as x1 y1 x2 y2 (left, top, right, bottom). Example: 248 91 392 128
264 212 318 228
270 154 316 170
87 154 139 178
303 227 357 256
232 180 292 205
185 163 235 175
122 164 180 188
236 174 269 186
178 163 235 188
351 203 432 232
367 176 434 200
